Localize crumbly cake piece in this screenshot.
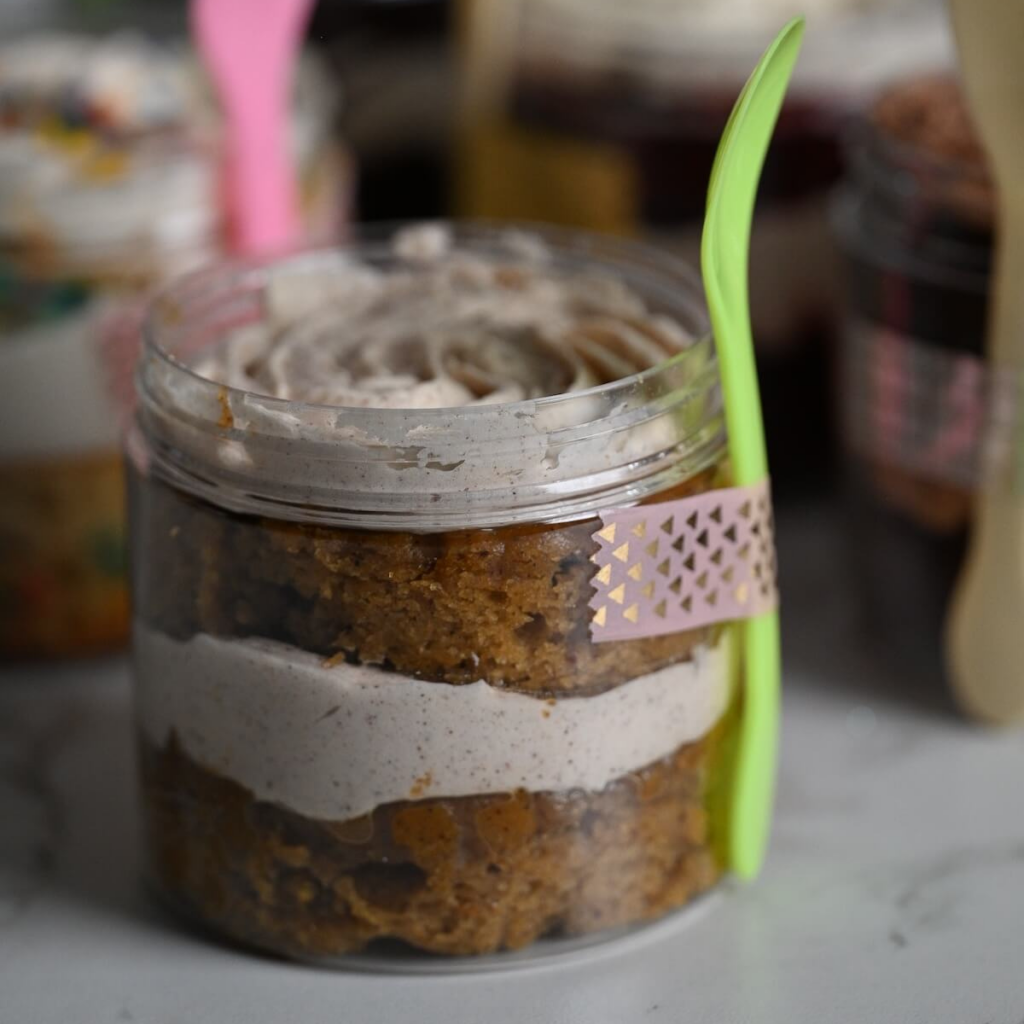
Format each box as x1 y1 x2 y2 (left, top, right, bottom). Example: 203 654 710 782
1 453 128 658
140 710 732 958
132 468 722 695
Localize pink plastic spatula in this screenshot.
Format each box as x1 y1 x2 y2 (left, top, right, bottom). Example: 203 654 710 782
192 0 314 257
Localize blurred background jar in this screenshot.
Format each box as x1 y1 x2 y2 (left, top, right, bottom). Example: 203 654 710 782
0 32 351 661
455 0 951 495
832 74 998 684
312 0 453 222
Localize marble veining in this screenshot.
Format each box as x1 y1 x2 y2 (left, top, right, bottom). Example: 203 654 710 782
0 705 81 925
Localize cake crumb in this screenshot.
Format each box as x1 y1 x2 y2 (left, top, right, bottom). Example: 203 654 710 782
216 387 234 429
408 772 434 798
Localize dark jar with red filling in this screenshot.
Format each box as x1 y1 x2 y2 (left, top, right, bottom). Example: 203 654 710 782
832 75 998 687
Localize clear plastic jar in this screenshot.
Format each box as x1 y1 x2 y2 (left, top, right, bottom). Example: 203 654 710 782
832 75 995 682
128 225 746 962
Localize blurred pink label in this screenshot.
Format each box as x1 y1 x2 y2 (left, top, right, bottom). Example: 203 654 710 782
93 297 147 432
842 319 1017 489
589 479 778 642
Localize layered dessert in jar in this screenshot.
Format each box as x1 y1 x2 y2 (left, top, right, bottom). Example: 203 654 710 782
0 34 350 659
456 0 951 491
833 75 998 683
128 224 755 959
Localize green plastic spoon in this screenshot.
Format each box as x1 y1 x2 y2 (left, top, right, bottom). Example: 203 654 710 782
700 17 805 880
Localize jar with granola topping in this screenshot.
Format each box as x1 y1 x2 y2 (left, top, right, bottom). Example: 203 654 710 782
128 224 777 961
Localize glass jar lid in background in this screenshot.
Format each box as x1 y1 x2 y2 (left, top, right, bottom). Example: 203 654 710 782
834 74 994 296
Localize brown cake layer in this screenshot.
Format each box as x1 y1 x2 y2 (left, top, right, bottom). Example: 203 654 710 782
140 715 732 958
131 468 722 695
1 451 129 659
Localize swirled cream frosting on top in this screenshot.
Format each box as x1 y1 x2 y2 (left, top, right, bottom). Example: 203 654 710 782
191 225 693 409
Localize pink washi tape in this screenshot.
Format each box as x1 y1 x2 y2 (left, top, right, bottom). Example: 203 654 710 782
588 478 778 642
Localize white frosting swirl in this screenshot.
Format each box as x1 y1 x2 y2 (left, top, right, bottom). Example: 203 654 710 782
192 226 691 410
134 622 733 820
135 227 722 529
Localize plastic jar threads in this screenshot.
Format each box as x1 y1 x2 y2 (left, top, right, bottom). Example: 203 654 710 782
0 34 350 660
832 75 996 681
127 224 774 962
455 0 952 492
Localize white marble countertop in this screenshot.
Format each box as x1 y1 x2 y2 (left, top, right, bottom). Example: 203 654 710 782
3 512 1024 1024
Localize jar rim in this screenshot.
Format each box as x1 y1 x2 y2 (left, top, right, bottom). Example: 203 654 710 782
831 109 994 291
134 222 727 530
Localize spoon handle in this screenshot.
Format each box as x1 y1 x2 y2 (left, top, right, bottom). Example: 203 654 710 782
732 613 780 878
192 0 314 257
700 18 804 878
945 0 1024 723
223 83 298 256
946 215 1024 722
